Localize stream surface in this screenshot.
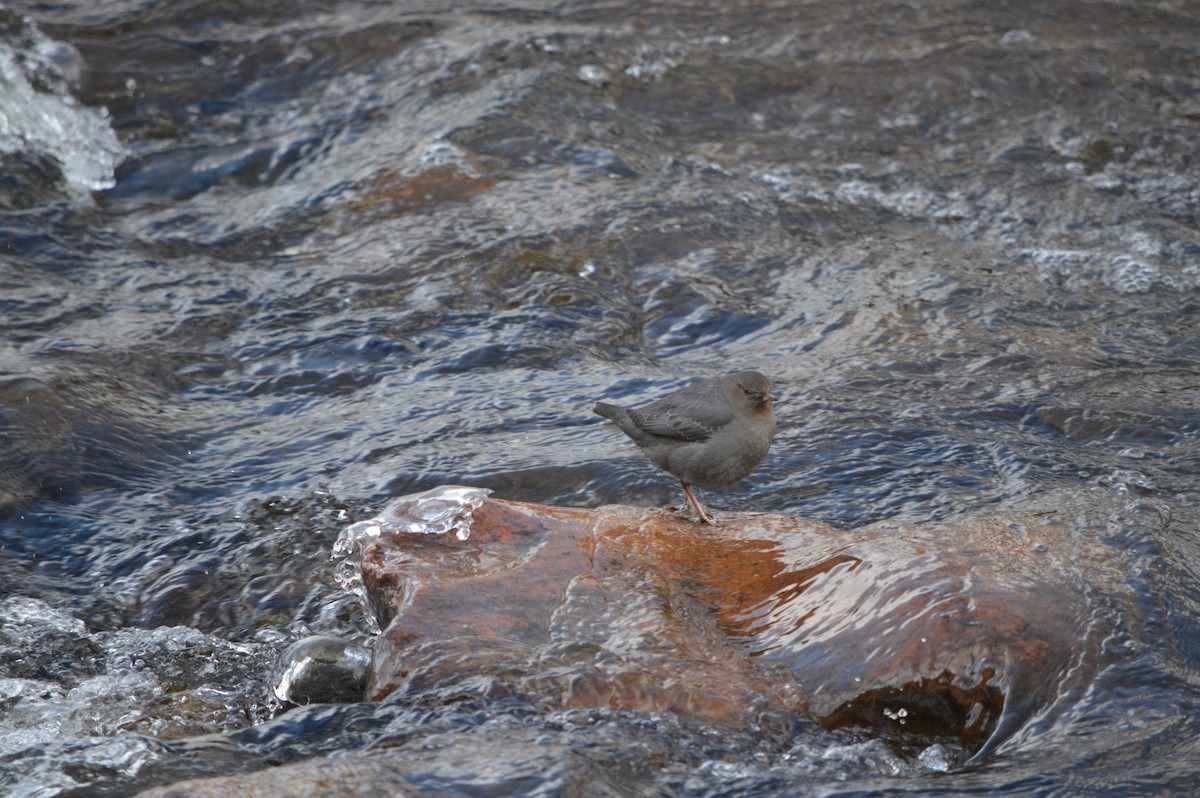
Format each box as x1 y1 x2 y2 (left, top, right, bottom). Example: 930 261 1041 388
1 0 1199 795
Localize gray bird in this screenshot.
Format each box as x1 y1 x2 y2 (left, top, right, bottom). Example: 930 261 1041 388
594 371 776 523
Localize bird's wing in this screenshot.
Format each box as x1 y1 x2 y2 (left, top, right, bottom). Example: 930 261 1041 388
627 397 732 442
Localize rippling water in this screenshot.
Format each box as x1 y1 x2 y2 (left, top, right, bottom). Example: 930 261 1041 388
2 0 1199 795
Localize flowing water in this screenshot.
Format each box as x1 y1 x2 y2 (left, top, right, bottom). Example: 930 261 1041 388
1 0 1199 794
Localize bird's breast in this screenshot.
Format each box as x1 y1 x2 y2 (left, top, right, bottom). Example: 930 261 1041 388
655 416 772 490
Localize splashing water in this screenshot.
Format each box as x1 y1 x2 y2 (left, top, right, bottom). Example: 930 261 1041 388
0 17 125 194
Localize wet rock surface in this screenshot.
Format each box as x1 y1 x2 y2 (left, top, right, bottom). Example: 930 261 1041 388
131 489 1129 797
363 493 1114 758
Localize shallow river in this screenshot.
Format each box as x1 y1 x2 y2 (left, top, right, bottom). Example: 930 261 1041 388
1 0 1199 795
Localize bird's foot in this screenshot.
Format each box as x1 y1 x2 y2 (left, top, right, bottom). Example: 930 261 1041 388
666 504 714 524
680 483 715 525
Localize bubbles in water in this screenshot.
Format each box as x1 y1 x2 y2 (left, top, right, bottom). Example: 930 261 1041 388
0 611 272 773
0 596 86 636
785 738 908 777
624 45 679 81
918 742 954 772
577 64 611 87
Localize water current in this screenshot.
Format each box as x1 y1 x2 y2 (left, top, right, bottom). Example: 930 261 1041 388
1 0 1199 795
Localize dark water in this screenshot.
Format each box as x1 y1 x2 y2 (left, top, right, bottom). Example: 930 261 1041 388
1 0 1199 794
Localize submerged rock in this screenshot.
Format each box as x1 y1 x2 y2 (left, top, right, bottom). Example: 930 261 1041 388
361 489 1116 758
134 489 1136 798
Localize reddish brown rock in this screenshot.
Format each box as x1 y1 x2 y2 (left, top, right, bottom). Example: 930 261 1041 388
362 495 1114 756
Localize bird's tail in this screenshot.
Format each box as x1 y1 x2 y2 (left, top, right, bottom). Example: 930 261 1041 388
593 402 627 423
594 402 647 443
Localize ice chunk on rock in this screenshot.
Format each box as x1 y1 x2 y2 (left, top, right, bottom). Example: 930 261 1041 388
331 486 493 625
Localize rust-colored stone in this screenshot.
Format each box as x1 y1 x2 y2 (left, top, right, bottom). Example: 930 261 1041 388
364 498 1110 755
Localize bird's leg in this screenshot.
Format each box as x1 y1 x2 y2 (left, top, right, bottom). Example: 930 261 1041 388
680 482 715 524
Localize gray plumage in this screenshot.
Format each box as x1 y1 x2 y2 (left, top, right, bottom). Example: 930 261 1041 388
594 371 776 523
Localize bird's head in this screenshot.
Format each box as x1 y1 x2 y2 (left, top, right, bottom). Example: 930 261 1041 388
727 371 775 413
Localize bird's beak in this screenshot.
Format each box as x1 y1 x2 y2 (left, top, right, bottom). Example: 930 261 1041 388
762 392 776 403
